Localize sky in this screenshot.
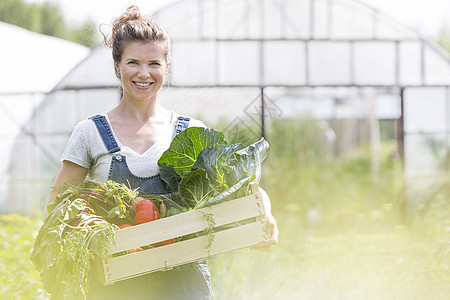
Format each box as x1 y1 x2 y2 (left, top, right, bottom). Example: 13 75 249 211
24 0 450 37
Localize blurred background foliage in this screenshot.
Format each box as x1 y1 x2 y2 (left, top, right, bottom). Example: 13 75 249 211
0 0 98 48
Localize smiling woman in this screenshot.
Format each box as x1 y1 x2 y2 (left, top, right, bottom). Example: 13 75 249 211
40 5 213 299
34 4 278 300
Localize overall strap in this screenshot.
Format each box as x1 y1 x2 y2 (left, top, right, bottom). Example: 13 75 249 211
89 114 121 153
174 116 190 137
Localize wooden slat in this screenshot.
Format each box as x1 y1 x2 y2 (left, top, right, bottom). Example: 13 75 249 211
103 220 267 284
108 191 265 254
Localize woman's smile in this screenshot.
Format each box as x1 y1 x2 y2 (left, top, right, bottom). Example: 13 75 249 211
133 81 153 88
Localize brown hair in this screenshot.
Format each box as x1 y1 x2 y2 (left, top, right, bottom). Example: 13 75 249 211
101 6 171 78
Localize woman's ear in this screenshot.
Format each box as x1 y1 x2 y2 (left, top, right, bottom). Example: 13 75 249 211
114 62 121 77
165 62 170 74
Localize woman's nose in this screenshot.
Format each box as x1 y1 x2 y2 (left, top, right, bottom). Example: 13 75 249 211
138 65 150 78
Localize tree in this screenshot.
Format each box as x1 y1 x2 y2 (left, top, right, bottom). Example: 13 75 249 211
69 19 98 49
39 1 66 38
0 0 98 48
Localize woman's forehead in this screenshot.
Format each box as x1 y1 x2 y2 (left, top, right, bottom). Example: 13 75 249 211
122 41 166 60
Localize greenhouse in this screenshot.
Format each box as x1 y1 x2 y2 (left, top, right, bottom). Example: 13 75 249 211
1 0 450 215
0 21 90 214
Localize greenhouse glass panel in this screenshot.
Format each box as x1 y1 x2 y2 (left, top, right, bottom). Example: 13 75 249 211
55 47 116 89
262 0 309 38
374 92 400 120
171 42 216 85
330 0 374 39
35 135 68 176
30 93 79 134
0 95 41 136
399 41 422 86
155 0 199 39
200 0 218 39
263 0 287 38
264 41 306 85
354 42 396 85
404 88 447 133
313 0 330 38
216 0 260 38
78 89 121 119
28 89 120 136
267 87 335 119
243 0 262 38
6 182 35 214
404 134 447 178
10 136 62 179
218 42 260 85
424 46 450 85
1 136 17 176
5 134 69 213
159 87 262 125
309 41 350 85
376 13 416 40
8 137 35 180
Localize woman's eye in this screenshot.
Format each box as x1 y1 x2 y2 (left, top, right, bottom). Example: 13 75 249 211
127 61 138 65
150 62 161 66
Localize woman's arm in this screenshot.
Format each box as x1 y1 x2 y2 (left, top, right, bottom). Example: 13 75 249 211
43 160 88 220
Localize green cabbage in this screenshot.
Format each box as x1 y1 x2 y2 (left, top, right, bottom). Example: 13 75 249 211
158 127 269 210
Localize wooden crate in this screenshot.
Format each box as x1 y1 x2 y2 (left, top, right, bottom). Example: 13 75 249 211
91 183 267 285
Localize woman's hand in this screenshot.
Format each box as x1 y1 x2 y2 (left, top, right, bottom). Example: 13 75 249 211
252 187 279 251
252 214 279 251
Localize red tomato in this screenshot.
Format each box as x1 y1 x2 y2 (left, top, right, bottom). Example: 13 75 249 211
135 199 160 225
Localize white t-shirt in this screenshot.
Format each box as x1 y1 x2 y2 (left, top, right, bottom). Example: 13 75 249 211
61 111 206 183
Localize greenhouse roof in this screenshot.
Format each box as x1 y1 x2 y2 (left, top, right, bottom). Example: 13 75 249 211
55 0 450 91
0 22 90 94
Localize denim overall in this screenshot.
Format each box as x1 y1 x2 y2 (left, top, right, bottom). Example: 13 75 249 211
87 115 211 300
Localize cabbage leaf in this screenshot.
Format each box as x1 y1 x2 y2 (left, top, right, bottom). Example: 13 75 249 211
158 127 227 192
158 127 269 209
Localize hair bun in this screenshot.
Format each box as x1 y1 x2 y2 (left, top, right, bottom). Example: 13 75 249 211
119 5 141 22
112 5 142 34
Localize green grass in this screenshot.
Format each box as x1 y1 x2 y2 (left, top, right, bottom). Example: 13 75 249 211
0 214 46 299
208 140 449 300
209 216 449 299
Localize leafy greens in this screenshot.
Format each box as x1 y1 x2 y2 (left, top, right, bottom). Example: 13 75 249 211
30 181 140 299
158 127 269 209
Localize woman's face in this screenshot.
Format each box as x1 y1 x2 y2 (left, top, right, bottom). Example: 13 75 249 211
115 41 169 102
